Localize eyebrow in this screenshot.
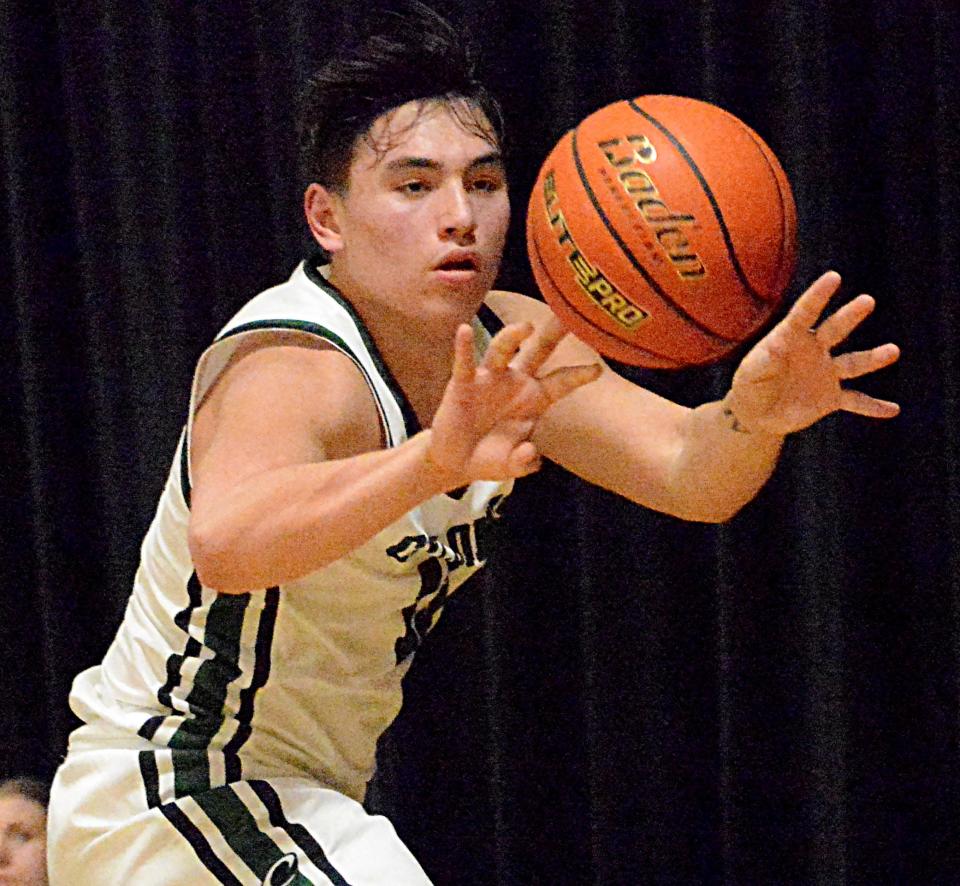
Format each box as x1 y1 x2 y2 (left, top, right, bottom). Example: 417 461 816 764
383 152 504 174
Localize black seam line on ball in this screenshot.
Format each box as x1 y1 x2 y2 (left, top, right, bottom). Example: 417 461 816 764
529 226 683 367
628 98 769 309
570 124 737 343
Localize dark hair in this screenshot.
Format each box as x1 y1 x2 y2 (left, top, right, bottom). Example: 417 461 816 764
0 777 50 808
297 2 504 193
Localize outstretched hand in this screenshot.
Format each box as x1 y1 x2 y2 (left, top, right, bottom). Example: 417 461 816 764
427 318 601 485
724 271 901 436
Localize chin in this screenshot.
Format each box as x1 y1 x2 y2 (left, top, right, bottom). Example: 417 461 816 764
413 287 484 328
428 272 491 300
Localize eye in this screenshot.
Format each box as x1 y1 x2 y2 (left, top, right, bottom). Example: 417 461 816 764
397 179 430 195
469 176 504 193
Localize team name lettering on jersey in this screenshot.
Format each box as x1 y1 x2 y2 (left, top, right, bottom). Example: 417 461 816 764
389 495 506 663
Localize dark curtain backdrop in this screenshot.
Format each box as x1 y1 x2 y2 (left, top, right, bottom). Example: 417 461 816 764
3 0 958 882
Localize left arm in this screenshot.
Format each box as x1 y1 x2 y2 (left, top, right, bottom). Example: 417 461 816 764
491 271 900 522
528 343 787 523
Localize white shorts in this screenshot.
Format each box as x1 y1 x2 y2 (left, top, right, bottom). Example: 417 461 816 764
48 744 432 885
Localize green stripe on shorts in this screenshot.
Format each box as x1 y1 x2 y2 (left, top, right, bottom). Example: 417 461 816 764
193 785 314 885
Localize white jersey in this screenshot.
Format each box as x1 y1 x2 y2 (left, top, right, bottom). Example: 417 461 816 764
67 257 513 804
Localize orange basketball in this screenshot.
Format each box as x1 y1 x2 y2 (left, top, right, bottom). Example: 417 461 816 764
526 95 797 368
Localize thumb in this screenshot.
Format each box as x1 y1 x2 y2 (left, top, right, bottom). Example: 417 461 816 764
736 338 786 386
507 441 542 476
539 362 603 404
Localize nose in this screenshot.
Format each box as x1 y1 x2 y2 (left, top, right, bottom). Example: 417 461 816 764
438 182 476 242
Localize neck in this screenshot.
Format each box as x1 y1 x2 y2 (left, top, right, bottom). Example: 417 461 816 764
325 264 481 372
324 264 482 426
370 315 464 429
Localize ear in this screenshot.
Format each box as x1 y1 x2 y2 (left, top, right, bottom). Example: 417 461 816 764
304 183 344 253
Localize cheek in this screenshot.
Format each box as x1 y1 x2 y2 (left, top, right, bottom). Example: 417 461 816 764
488 197 510 245
485 195 511 239
357 204 424 255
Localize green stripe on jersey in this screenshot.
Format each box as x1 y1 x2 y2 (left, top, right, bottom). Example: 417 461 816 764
169 593 248 758
178 430 191 508
216 319 401 446
303 256 420 438
172 749 213 798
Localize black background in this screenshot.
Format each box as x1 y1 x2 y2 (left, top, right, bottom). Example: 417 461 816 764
3 1 958 882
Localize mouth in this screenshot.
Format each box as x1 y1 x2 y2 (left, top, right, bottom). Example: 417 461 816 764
433 252 481 277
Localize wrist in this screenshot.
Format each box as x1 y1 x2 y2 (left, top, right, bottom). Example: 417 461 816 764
719 394 783 441
720 400 754 435
415 430 468 495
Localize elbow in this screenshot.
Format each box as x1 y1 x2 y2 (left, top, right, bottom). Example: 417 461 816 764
668 505 740 524
188 516 338 593
691 492 754 523
693 503 743 524
188 520 252 594
661 493 750 524
659 471 764 524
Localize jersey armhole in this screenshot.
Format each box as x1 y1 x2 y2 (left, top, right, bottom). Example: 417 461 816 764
180 322 394 506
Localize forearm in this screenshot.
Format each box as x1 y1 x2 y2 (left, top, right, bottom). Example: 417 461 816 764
665 398 784 522
189 431 450 592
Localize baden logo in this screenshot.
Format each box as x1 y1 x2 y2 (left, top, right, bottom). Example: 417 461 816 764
543 172 650 330
262 853 299 886
598 135 706 280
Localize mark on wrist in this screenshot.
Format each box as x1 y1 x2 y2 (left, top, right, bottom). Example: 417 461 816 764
722 405 752 434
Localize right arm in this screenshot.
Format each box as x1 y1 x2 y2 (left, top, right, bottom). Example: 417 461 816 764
188 324 598 593
187 338 449 593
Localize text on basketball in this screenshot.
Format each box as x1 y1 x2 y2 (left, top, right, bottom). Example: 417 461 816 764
599 136 706 280
542 172 650 330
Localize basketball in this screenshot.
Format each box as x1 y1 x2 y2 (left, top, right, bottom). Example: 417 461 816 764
526 95 798 368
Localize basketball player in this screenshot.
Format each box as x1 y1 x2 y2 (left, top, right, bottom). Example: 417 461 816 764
46 5 900 884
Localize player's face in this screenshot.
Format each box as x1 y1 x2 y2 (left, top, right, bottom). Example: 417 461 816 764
0 796 48 886
320 100 510 325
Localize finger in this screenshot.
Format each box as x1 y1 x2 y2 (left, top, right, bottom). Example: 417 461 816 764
484 322 533 371
507 440 542 476
815 294 875 350
833 343 900 380
785 270 842 332
512 313 569 375
450 324 477 383
538 362 603 403
839 388 901 419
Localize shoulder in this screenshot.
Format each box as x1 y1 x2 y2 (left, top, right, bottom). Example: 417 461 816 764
195 330 383 463
203 330 367 412
483 289 551 324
